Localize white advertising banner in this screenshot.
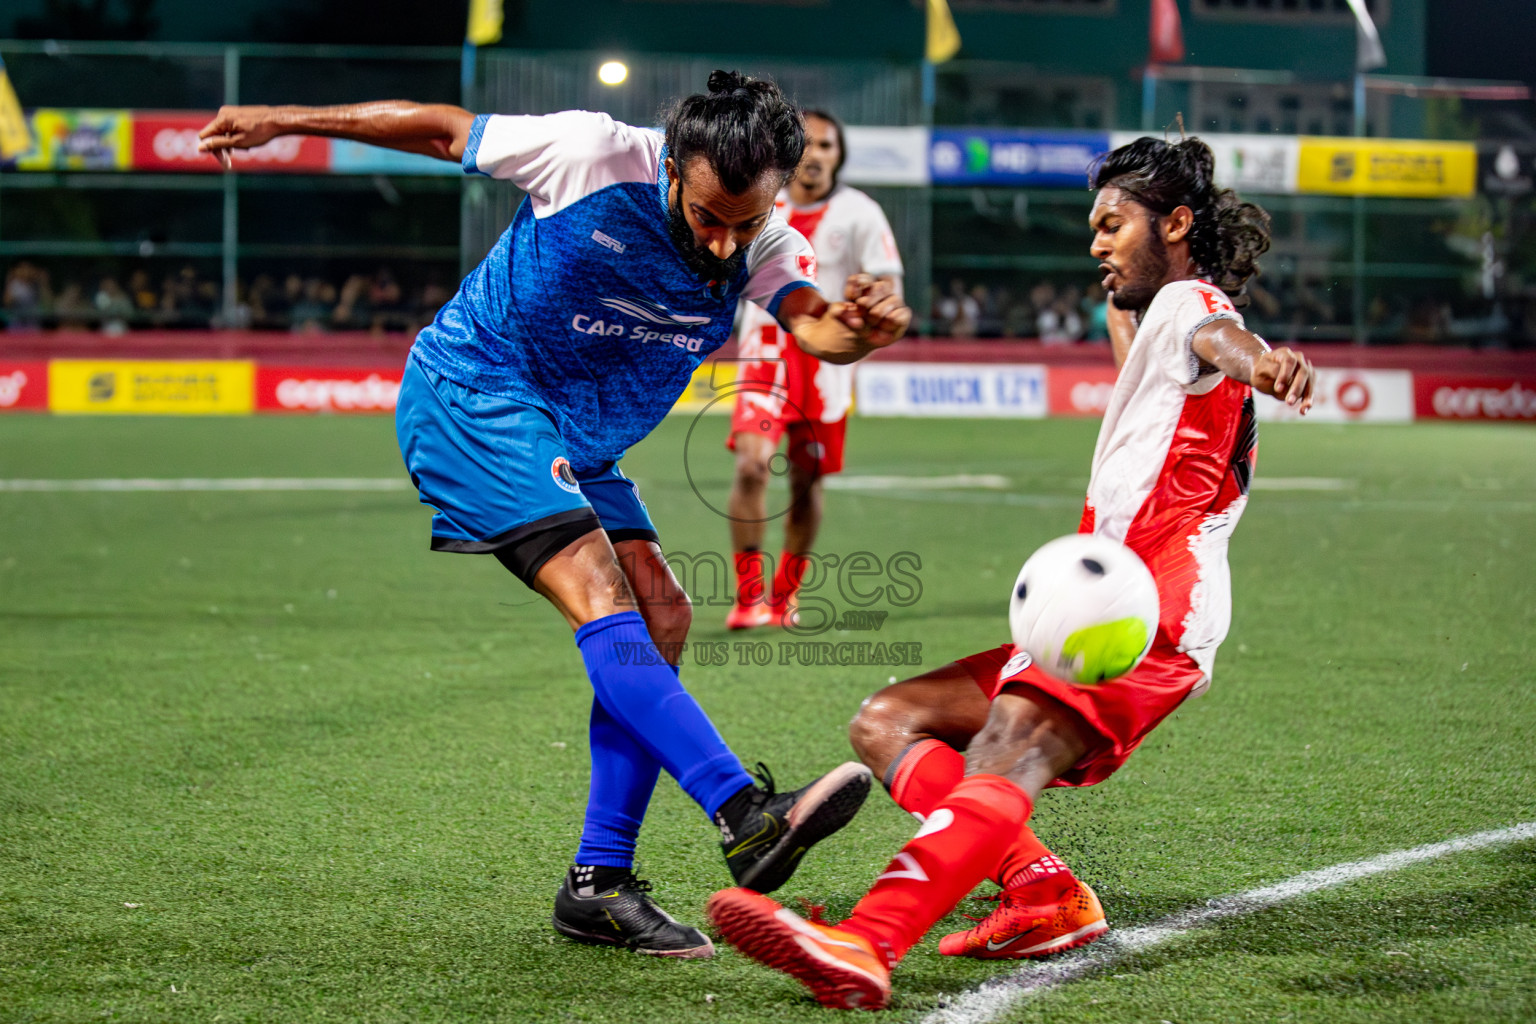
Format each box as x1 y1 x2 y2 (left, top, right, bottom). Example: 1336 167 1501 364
1110 131 1300 194
856 362 1047 418
842 126 931 186
1254 367 1413 423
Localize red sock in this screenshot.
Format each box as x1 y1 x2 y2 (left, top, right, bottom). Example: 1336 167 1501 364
1001 850 1073 890
995 827 1058 889
733 549 767 608
885 738 964 819
885 740 1067 889
838 774 1032 965
769 551 810 610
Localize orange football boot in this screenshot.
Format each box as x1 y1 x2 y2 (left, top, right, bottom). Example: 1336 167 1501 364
725 602 773 630
938 876 1108 960
707 888 891 1011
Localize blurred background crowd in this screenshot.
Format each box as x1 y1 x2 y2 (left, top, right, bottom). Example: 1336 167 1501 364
9 257 1530 348
2 260 451 334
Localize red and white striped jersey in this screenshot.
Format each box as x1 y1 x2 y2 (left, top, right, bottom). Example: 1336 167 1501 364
1080 278 1260 688
735 183 903 423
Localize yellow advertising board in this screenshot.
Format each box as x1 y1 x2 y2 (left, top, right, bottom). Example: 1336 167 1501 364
15 109 132 171
1297 137 1476 198
670 360 740 415
49 361 255 415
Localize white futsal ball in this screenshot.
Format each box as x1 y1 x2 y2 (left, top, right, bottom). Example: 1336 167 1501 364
1008 534 1159 685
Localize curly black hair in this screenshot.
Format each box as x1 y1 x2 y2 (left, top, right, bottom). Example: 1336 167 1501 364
664 70 805 194
1090 136 1272 298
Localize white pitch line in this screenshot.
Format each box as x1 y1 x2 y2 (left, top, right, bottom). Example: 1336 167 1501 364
922 820 1536 1024
0 478 411 492
826 474 1013 491
1251 476 1357 491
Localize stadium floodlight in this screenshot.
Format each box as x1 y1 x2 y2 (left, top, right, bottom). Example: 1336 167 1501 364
598 61 628 86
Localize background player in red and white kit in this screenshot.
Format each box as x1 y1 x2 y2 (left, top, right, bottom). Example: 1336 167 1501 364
706 135 1316 1009
724 109 904 629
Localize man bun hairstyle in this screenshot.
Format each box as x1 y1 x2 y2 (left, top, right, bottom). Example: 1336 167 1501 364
665 70 805 194
1091 136 1272 298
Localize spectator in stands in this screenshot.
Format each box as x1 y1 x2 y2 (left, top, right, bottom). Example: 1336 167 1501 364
413 274 451 333
1002 293 1035 338
160 266 194 327
1405 298 1450 344
369 267 407 333
971 283 1002 337
128 269 158 324
1037 290 1083 345
1083 282 1109 343
211 280 252 330
193 280 222 328
332 273 373 331
290 277 334 333
1027 281 1055 328
271 274 304 329
4 261 50 332
936 277 979 337
94 276 133 336
54 280 93 331
247 274 278 329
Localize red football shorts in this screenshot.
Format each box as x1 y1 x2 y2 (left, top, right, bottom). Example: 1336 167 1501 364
726 363 847 477
957 637 1204 787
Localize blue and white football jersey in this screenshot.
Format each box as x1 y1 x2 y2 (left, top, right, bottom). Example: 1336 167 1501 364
410 110 818 472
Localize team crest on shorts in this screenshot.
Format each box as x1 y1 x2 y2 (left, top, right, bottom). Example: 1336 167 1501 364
999 649 1033 680
550 457 580 494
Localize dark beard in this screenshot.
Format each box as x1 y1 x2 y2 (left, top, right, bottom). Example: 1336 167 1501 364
668 182 750 283
1110 217 1171 311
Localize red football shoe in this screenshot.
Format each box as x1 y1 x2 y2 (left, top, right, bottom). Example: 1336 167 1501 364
726 602 773 630
938 876 1108 960
767 600 799 629
707 888 891 1011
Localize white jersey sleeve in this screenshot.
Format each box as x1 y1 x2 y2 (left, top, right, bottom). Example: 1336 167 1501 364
461 111 659 219
742 216 817 319
1137 278 1246 392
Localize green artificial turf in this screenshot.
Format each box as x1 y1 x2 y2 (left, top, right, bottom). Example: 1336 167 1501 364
1 413 1532 1023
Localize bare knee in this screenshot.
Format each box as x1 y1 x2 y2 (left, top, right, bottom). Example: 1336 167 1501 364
849 687 948 778
849 666 993 777
644 589 693 650
734 451 772 492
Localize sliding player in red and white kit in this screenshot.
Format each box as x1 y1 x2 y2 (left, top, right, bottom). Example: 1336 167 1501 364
707 136 1315 1009
725 109 904 629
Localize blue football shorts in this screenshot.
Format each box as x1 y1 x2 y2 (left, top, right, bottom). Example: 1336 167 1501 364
395 355 658 586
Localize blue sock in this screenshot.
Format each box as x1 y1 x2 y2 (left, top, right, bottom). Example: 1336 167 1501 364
575 611 753 818
575 696 660 868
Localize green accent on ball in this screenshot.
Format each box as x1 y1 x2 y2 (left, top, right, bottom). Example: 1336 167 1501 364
1061 617 1151 684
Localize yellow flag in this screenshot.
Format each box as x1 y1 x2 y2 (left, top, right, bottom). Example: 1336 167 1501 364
467 0 503 46
0 59 31 161
926 0 961 64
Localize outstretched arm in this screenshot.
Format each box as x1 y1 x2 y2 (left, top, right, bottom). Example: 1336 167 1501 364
197 101 476 168
777 274 911 365
1192 319 1315 412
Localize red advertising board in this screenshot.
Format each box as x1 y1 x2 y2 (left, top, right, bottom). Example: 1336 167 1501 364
1414 373 1536 421
255 365 402 413
0 362 49 411
1046 365 1120 417
132 113 331 173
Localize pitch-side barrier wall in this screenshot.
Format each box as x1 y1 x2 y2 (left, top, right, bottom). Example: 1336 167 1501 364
1 337 1533 423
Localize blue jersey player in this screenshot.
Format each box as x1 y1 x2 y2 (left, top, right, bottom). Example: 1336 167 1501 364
199 72 912 957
